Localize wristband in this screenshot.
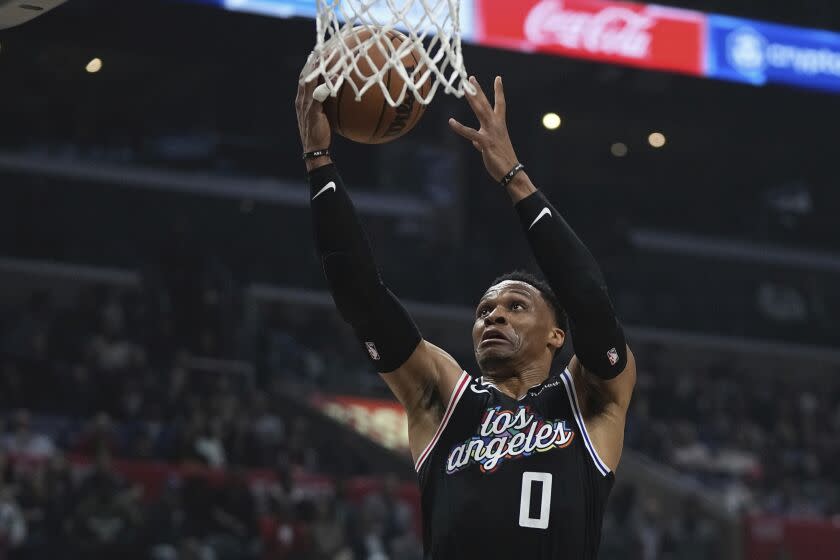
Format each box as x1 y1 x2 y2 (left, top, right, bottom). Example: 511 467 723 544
303 148 331 160
500 163 525 187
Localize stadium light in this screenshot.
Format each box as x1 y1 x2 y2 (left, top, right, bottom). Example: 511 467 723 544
611 142 628 157
542 113 562 130
648 132 666 148
86 58 103 73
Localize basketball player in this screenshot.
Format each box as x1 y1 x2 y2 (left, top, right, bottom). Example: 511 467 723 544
297 71 636 559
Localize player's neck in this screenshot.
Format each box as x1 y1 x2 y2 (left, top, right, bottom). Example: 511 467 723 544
482 362 550 400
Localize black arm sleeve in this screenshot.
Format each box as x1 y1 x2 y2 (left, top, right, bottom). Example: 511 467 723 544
516 190 627 379
309 164 421 372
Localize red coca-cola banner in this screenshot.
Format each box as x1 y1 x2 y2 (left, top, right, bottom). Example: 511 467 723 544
310 394 410 452
475 0 706 76
745 515 840 560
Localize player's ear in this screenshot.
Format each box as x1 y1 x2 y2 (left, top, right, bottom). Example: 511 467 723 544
547 327 565 351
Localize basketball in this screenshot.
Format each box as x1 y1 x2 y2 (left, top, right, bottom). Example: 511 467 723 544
322 28 430 144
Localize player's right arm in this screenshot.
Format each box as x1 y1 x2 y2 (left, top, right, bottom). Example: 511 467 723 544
295 67 463 464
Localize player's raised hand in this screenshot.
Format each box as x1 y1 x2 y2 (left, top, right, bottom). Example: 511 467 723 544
449 76 520 182
296 55 332 154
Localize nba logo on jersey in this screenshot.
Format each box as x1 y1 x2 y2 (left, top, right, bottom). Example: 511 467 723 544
365 342 380 361
607 347 619 366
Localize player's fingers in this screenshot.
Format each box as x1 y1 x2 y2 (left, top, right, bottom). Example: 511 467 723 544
297 86 312 116
465 76 493 123
313 84 330 104
295 81 306 111
301 77 326 118
448 118 482 142
300 50 318 79
297 56 318 106
493 76 506 118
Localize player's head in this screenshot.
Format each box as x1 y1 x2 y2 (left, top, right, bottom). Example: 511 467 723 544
472 271 568 377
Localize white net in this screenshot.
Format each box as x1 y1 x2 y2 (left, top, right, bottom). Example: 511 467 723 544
303 0 474 107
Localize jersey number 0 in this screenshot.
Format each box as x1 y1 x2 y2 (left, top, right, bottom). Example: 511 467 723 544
518 472 553 529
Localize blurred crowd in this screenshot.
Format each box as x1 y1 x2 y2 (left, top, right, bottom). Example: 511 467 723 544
600 487 719 560
0 287 317 472
627 351 840 517
0 445 420 560
1 283 839 559
0 287 420 559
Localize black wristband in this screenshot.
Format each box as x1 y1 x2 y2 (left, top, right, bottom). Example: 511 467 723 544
303 148 331 160
500 163 525 187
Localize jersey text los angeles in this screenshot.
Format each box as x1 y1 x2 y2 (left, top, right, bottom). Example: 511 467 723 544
417 369 614 559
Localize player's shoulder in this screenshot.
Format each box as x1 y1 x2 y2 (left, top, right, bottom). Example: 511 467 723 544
442 371 490 407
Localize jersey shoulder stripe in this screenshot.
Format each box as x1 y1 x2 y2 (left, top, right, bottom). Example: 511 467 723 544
414 371 471 472
560 369 612 477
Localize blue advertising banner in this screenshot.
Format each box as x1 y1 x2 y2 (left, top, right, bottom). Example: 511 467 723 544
707 15 840 92
222 0 316 19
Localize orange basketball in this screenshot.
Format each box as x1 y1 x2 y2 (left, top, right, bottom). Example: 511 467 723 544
323 28 430 144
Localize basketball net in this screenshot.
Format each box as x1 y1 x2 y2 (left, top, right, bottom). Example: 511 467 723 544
303 0 475 107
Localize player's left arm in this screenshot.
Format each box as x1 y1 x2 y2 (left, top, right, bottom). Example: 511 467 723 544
450 75 636 471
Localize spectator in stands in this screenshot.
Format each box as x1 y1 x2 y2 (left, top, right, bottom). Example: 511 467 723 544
286 418 317 472
350 507 389 560
311 495 350 559
193 417 227 469
26 455 75 558
1 291 53 363
68 452 143 560
207 469 259 560
0 484 27 557
146 480 189 560
378 475 413 548
260 497 312 560
600 486 643 560
75 413 121 456
660 498 719 560
88 293 144 373
3 409 55 461
61 364 98 417
251 392 285 463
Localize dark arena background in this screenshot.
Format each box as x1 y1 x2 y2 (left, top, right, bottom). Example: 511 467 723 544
1 0 839 558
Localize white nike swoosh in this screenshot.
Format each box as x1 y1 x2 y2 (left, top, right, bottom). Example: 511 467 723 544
528 207 551 230
312 181 336 200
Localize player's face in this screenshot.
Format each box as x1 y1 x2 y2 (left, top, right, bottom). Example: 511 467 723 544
472 281 561 375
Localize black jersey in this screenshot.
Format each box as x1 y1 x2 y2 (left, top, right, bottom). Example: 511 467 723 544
417 369 615 559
